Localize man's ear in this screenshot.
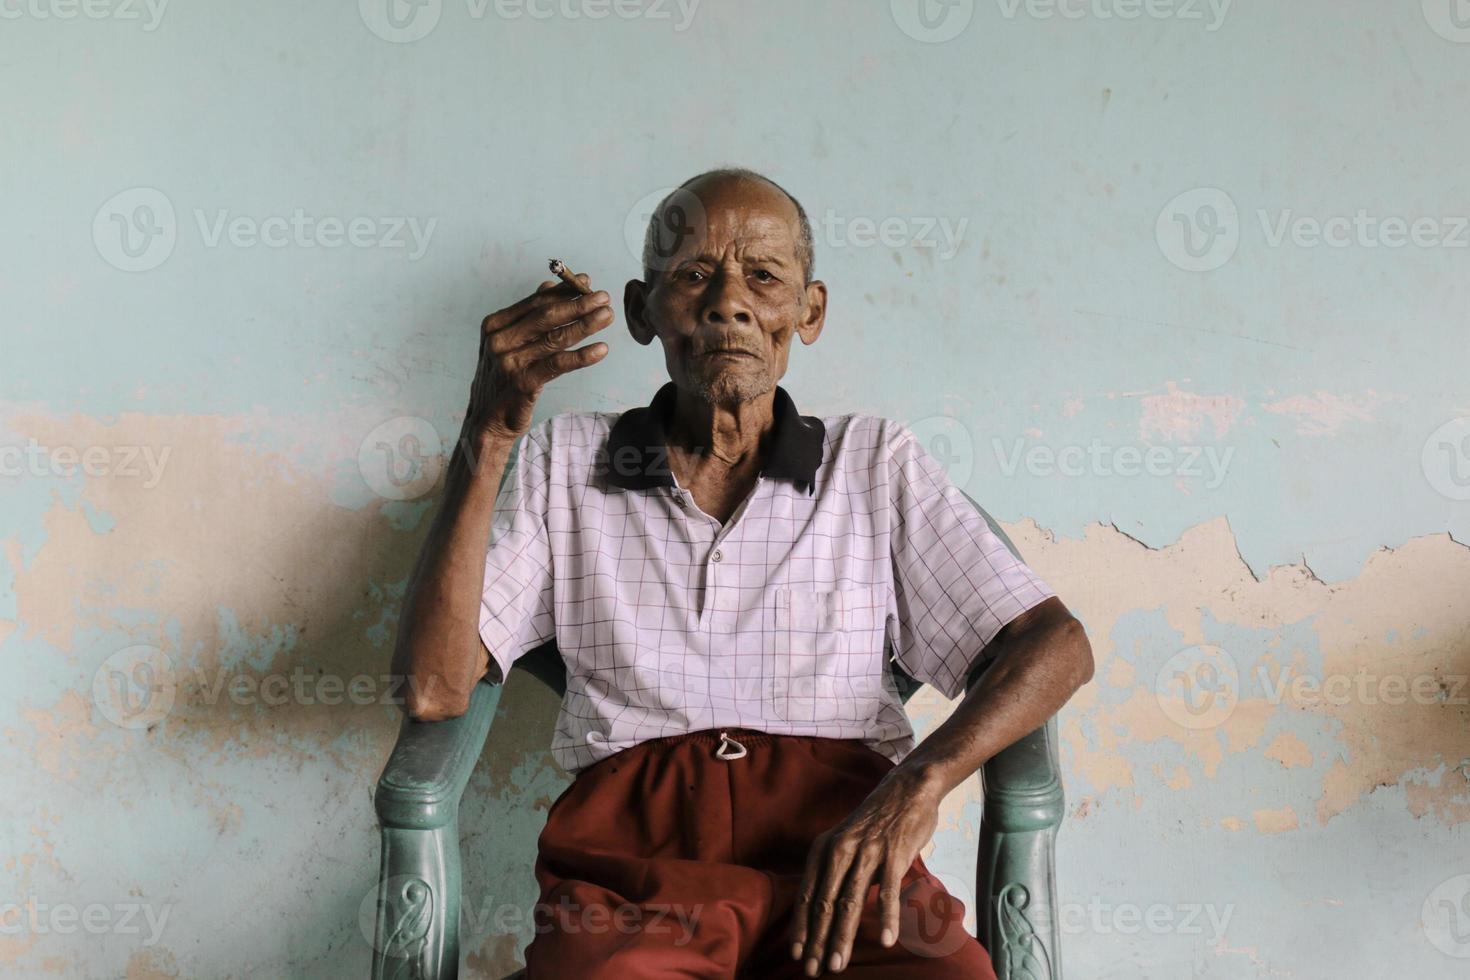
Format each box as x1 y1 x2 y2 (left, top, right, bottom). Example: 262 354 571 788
795 279 827 345
624 278 656 346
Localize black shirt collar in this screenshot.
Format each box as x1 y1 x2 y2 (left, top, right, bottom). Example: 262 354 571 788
598 382 826 496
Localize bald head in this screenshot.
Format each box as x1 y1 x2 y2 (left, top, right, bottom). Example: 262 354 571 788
623 166 828 407
642 168 815 286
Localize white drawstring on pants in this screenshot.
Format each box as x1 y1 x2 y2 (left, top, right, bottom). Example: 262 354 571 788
715 731 747 760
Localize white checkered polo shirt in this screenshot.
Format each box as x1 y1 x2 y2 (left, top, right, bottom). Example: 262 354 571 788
477 382 1056 773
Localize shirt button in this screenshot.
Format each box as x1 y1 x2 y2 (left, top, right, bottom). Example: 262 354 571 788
711 549 723 563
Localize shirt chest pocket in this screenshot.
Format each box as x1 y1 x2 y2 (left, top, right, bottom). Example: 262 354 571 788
769 586 888 722
774 587 884 636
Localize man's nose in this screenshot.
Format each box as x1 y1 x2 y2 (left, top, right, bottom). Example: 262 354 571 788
700 269 754 325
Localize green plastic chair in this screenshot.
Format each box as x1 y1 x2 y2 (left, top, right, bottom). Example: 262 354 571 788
371 493 1065 979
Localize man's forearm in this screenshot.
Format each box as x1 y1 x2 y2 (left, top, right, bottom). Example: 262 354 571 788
891 597 1094 797
391 423 518 720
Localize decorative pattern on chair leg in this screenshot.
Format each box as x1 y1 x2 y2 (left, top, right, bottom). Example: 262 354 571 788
996 882 1053 980
979 821 1063 980
372 823 461 980
376 874 434 978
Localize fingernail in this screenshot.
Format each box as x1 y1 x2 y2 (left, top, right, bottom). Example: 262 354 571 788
881 927 895 946
829 952 843 971
592 291 609 302
790 942 803 960
804 958 819 977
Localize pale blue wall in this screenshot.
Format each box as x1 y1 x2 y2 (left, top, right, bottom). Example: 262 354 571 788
4 1 1468 977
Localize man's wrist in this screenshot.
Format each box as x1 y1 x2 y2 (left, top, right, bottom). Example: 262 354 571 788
453 422 518 478
889 751 967 801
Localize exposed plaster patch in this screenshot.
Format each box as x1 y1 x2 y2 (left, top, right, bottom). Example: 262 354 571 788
124 946 179 980
1264 732 1313 769
1261 390 1387 436
1136 382 1246 442
1253 806 1300 834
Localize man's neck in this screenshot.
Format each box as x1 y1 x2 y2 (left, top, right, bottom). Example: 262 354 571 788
667 386 775 473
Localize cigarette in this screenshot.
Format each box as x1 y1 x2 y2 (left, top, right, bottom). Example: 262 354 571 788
548 258 593 295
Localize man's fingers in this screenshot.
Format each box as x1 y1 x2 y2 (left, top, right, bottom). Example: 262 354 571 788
825 843 882 973
877 857 904 949
483 284 565 332
523 288 609 331
491 290 611 353
526 288 608 331
790 832 828 960
499 306 614 381
483 276 599 333
803 839 856 977
524 342 609 388
515 303 614 357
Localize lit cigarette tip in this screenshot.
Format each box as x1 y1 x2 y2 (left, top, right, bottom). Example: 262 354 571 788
548 257 593 295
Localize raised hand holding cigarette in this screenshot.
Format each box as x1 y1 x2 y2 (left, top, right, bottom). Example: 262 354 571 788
464 259 612 440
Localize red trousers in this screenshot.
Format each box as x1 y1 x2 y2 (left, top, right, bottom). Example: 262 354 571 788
523 728 997 979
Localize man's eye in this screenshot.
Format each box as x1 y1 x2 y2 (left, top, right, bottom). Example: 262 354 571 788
680 269 705 282
752 269 776 283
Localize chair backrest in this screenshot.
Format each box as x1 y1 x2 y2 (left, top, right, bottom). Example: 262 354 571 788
507 489 1018 704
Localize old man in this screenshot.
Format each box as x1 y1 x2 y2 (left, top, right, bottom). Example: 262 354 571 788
393 168 1094 978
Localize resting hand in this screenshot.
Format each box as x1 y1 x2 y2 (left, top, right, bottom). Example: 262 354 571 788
790 767 943 975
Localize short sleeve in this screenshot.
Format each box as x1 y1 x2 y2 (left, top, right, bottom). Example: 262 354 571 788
477 424 556 683
885 421 1055 699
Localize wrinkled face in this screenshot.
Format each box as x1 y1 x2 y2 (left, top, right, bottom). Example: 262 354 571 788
625 177 826 406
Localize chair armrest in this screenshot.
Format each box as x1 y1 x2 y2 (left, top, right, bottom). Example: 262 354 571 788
375 680 498 831
980 717 1064 830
